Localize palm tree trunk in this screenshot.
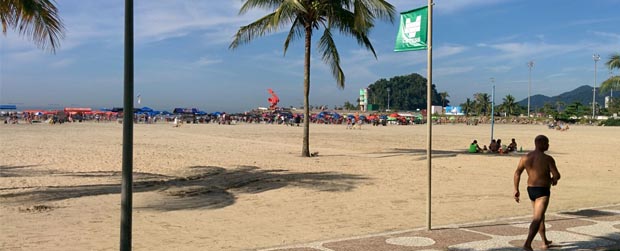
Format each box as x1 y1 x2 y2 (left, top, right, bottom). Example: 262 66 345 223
301 26 312 157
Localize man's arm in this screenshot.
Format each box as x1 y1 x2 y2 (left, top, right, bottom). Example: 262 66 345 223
548 156 560 186
513 156 526 203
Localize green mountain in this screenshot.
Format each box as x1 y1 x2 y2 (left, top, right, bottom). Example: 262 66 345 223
517 85 607 109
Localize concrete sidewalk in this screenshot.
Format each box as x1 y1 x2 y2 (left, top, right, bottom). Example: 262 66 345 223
260 204 620 251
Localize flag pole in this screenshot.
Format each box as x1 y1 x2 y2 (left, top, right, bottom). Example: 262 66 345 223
426 0 433 231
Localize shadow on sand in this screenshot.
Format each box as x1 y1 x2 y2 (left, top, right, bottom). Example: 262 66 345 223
375 148 526 160
0 165 368 211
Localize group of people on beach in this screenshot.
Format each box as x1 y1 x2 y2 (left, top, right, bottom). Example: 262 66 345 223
469 138 518 154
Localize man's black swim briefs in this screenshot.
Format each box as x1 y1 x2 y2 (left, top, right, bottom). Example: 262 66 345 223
527 186 550 201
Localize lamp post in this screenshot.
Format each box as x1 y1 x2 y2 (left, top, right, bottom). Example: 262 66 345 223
490 77 495 142
527 61 534 117
593 54 600 119
387 87 391 111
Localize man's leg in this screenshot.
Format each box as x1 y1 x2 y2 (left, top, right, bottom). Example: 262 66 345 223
524 196 550 251
537 198 552 249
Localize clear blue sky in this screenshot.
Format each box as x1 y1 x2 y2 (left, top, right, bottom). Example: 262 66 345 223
1 0 619 112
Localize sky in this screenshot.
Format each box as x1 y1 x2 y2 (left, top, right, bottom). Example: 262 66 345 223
1 0 619 112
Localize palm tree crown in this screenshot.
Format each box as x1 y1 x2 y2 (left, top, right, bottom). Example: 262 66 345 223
1 0 65 53
230 0 395 157
606 53 620 70
601 53 620 94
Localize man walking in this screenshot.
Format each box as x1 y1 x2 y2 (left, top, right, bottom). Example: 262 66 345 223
514 135 561 251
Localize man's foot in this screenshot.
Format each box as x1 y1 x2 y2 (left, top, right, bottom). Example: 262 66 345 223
541 240 553 249
523 245 533 251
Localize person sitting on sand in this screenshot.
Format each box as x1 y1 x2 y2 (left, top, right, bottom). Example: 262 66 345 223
507 138 518 152
489 139 499 153
497 139 508 154
469 140 482 153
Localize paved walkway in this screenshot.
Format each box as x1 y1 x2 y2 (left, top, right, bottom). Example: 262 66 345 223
260 204 620 251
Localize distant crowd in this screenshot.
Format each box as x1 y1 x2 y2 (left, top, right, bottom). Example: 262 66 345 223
2 110 569 128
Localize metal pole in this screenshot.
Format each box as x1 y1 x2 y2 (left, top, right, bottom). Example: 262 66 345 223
593 54 600 119
120 0 134 250
426 0 433 231
490 78 495 142
527 61 534 117
387 87 391 111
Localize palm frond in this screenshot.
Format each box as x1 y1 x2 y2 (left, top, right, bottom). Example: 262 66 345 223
231 0 303 50
600 76 620 94
229 12 278 50
283 17 304 56
606 53 620 70
318 28 345 88
239 0 285 14
1 0 65 53
328 7 377 58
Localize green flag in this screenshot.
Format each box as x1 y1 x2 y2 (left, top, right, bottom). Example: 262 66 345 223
394 6 428 52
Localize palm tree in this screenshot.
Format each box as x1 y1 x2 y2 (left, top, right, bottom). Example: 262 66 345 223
600 53 620 95
606 53 620 69
474 93 491 116
499 94 519 116
439 91 450 107
1 0 65 53
230 0 395 157
461 98 473 116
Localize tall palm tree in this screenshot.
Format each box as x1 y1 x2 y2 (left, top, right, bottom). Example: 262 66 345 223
1 0 65 53
474 93 491 116
230 0 395 157
439 91 450 107
500 94 518 116
461 98 473 116
600 53 620 95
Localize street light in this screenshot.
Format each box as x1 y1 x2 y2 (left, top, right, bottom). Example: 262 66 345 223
593 54 600 119
387 87 391 111
527 61 534 117
490 77 495 142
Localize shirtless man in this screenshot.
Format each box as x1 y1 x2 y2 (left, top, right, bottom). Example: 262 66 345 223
514 135 561 251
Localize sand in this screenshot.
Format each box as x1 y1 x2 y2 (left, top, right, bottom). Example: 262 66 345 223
1 121 619 250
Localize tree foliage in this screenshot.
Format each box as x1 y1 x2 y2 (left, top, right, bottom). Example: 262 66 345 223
0 0 65 53
366 73 443 111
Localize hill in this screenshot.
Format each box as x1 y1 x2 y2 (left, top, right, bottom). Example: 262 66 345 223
517 85 607 109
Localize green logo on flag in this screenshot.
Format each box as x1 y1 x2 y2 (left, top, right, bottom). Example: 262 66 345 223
394 6 428 52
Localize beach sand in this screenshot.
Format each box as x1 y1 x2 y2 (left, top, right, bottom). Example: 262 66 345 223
1 122 618 250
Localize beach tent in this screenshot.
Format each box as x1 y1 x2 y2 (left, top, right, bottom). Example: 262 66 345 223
0 104 17 110
173 108 198 114
64 107 92 113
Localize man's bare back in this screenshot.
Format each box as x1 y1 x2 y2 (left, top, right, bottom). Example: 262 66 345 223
520 151 557 187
